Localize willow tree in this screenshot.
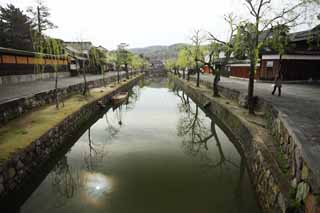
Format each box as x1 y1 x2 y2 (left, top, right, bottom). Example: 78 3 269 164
116 43 130 79
176 47 194 80
235 0 307 114
44 37 65 109
89 47 107 86
190 30 205 87
131 54 144 73
164 58 178 75
138 54 150 74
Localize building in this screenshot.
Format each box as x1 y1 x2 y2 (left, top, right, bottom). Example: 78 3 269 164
228 25 320 81
150 59 165 72
64 42 93 76
0 47 68 85
227 60 261 80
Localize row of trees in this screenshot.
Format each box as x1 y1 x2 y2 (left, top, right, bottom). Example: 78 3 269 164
166 0 319 114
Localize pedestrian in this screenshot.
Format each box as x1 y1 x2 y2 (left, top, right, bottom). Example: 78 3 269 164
272 72 282 96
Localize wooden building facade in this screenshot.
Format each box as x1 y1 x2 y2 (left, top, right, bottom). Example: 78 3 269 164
260 55 320 81
228 25 320 81
0 47 68 76
227 62 261 80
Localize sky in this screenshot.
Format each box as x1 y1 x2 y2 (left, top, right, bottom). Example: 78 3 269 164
0 0 317 50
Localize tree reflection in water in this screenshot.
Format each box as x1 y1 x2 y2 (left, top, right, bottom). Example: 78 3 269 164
84 128 107 171
176 89 239 170
176 88 250 211
125 86 141 111
49 156 81 208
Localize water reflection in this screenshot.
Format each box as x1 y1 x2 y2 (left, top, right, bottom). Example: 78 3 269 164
174 87 252 212
17 79 259 213
175 89 238 169
50 156 81 208
79 172 114 209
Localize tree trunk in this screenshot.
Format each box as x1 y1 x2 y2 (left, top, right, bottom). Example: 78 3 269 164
103 70 106 87
187 69 190 81
55 71 59 109
213 68 220 97
125 64 129 79
37 6 41 34
247 61 255 114
196 62 200 87
278 54 283 77
117 68 120 83
183 69 185 79
82 62 88 96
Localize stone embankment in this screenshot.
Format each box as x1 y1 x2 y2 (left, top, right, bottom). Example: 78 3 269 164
173 74 320 213
0 74 143 203
0 72 134 127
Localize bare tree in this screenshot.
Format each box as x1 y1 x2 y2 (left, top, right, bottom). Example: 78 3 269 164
208 13 237 70
207 13 238 97
190 30 205 87
27 0 57 35
235 0 305 114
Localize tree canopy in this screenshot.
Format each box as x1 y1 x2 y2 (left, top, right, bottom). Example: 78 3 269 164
27 0 57 34
0 4 34 50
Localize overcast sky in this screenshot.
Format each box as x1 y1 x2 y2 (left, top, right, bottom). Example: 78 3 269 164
1 0 317 50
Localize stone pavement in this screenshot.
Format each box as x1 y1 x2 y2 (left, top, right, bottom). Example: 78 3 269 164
0 72 124 104
198 74 320 171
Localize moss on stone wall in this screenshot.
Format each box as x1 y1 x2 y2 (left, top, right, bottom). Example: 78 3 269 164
0 76 141 164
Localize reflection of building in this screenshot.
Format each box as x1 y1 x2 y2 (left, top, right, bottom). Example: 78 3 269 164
228 25 320 81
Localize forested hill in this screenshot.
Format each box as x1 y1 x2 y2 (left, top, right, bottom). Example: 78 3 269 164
130 43 190 61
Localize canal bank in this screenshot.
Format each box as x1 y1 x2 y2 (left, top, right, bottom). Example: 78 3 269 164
0 72 131 127
0 73 144 204
170 73 307 212
190 74 320 213
14 77 260 213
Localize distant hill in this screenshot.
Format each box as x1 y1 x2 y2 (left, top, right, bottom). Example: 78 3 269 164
130 43 190 61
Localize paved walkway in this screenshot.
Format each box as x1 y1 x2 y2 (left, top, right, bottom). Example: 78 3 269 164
0 72 124 104
197 74 320 166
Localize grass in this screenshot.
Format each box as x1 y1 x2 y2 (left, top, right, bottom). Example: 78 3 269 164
0 77 139 164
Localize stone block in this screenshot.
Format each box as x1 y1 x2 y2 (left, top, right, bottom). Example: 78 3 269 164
302 163 310 181
296 182 310 202
16 160 24 169
0 183 4 194
8 168 16 178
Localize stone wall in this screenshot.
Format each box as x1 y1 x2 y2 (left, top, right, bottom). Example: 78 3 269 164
0 71 70 86
0 72 135 127
0 74 143 205
265 104 320 213
187 74 320 212
171 74 297 212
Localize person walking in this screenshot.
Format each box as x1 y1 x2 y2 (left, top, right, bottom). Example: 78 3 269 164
272 72 282 96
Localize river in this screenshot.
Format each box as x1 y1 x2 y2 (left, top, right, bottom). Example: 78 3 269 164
19 77 260 213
